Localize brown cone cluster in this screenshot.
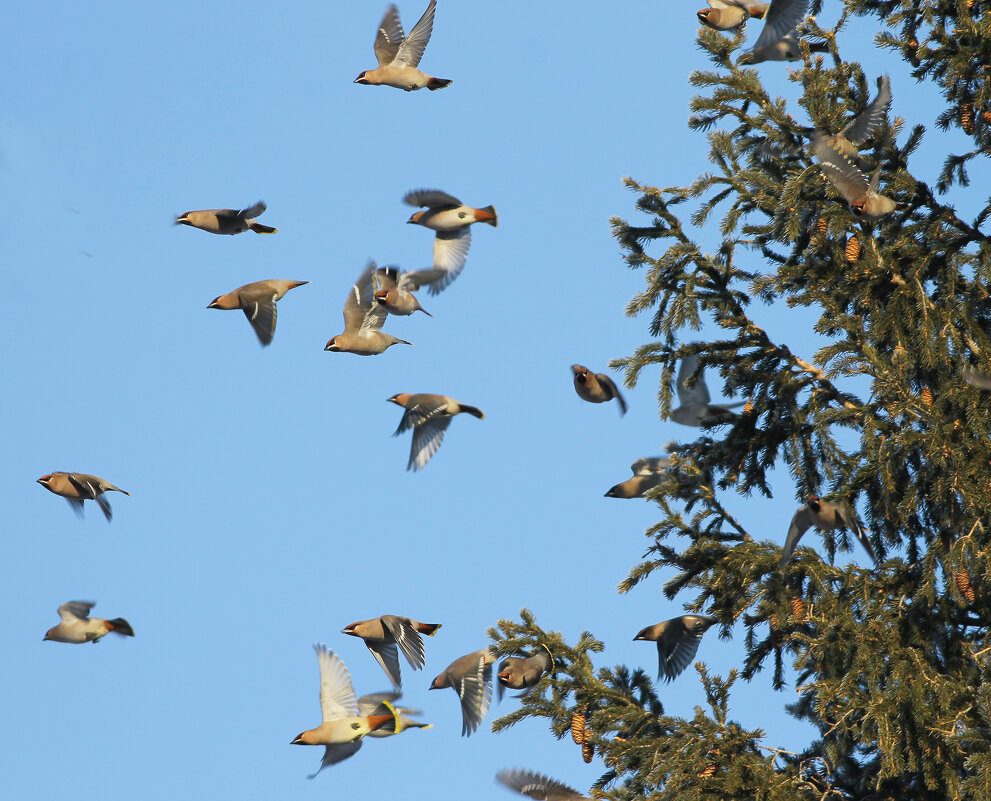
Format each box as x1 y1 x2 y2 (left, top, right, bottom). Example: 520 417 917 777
846 235 861 262
955 571 976 604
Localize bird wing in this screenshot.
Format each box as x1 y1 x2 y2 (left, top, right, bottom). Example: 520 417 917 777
451 654 493 736
814 137 870 201
495 768 587 800
677 353 711 406
314 644 358 721
596 373 628 414
343 263 380 332
394 0 436 68
780 505 814 567
403 188 462 208
237 201 266 220
841 74 892 146
835 504 878 565
66 473 98 499
632 457 669 475
374 4 404 66
373 267 400 294
240 294 278 346
963 365 991 390
357 691 401 715
57 601 94 622
752 0 809 52
427 227 472 296
656 626 705 682
408 417 452 471
309 742 362 779
365 641 403 691
382 615 426 670
394 397 447 434
399 268 447 291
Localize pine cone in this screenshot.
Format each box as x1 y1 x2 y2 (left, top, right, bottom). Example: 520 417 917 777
846 235 860 262
961 104 975 135
743 399 754 414
815 217 828 236
698 764 718 779
790 598 807 620
570 710 587 744
582 741 595 763
921 387 933 408
983 110 991 126
955 571 976 604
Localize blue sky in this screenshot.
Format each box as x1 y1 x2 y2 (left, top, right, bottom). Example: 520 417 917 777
1 2 981 799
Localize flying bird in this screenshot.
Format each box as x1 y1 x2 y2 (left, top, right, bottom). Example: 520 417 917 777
341 615 442 690
604 455 673 499
175 201 277 235
291 644 399 778
372 266 438 317
207 279 308 346
354 0 451 91
810 75 892 171
357 692 432 737
387 393 485 471
497 644 553 701
429 648 496 736
671 353 744 426
737 0 827 64
963 365 991 390
325 262 412 355
697 0 768 32
37 472 130 521
780 496 878 568
814 140 904 219
634 615 719 682
571 364 627 415
496 769 588 800
43 601 134 644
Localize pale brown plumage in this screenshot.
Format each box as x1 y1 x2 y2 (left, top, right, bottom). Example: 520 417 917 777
634 615 719 682
37 472 130 521
43 601 135 644
372 266 436 317
697 0 768 32
429 648 496 736
780 496 878 568
354 1 451 91
497 644 553 701
176 201 277 235
341 615 442 690
207 279 308 346
388 393 485 471
571 364 627 415
496 769 589 800
605 456 673 499
325 262 412 356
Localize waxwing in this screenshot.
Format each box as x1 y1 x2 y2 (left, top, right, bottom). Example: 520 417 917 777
207 279 308 346
43 601 134 644
37 472 130 521
341 615 442 690
387 393 484 471
780 496 878 568
429 648 496 736
325 262 412 355
634 615 719 682
176 201 277 235
354 1 451 91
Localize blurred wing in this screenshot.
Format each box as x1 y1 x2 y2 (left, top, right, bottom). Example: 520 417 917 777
401 268 447 292
358 301 389 334
632 457 669 475
597 373 627 414
495 768 586 800
66 473 98 499
374 4 404 66
836 505 878 565
842 74 892 146
365 641 403 690
677 353 711 406
382 616 426 670
58 601 94 622
963 365 991 390
780 505 813 567
408 417 452 471
241 295 277 346
403 188 462 208
308 742 362 778
427 227 472 296
357 691 401 715
373 267 400 294
452 655 493 736
237 201 266 220
343 263 377 332
753 0 808 51
314 644 358 721
395 0 435 68
815 137 870 201
657 628 704 682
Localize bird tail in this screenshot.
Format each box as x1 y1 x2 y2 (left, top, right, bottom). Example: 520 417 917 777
475 205 498 227
808 41 830 53
459 404 485 419
248 222 278 234
414 622 442 636
427 77 452 91
107 618 135 637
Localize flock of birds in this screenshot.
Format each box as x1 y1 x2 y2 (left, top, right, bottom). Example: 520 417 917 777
31 0 918 796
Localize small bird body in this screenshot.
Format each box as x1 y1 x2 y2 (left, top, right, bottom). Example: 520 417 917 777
207 279 308 346
738 0 827 64
814 139 902 219
355 1 451 91
780 496 878 567
388 393 485 471
812 75 892 169
372 267 436 317
325 262 412 355
672 354 744 426
44 601 134 644
341 615 442 690
496 769 588 800
176 201 277 235
963 365 991 390
497 644 553 701
430 648 496 736
605 456 673 499
697 0 768 32
571 365 627 414
634 615 719 682
37 472 130 521
357 693 431 736
291 645 399 778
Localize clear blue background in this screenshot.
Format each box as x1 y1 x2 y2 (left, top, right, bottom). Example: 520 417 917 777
0 2 980 799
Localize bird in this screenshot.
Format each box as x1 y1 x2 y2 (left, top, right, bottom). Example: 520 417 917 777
43 601 134 644
604 455 673 499
814 141 904 219
780 496 878 568
354 0 451 91
207 279 308 346
387 393 485 471
37 472 130 521
634 615 719 682
963 365 991 390
357 692 432 737
697 0 768 32
372 266 438 317
737 0 827 64
571 364 628 415
495 769 588 800
809 75 892 172
497 644 553 701
291 644 400 778
325 262 412 355
175 201 277 235
341 615 442 690
429 648 496 736
671 353 745 426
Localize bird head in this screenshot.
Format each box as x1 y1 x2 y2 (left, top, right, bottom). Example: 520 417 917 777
324 338 341 352
37 474 53 487
387 393 410 406
571 365 589 382
807 495 822 512
696 9 711 24
290 730 314 745
354 71 370 85
175 213 192 226
207 296 222 310
340 623 359 637
406 211 425 225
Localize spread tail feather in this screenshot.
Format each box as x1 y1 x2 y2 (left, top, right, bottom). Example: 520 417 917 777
415 622 442 636
459 404 485 419
477 205 498 227
248 222 278 234
427 77 452 91
107 618 135 637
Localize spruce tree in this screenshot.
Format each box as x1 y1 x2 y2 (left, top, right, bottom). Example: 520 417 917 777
488 2 991 799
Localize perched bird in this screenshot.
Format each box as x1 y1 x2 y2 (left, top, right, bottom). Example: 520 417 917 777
207 279 308 346
37 472 130 521
604 455 673 499
387 393 485 471
496 769 588 800
814 142 904 219
780 496 878 568
697 0 768 32
634 615 719 682
43 601 134 644
429 648 496 736
354 0 451 91
357 692 432 737
672 353 744 426
571 364 627 415
497 644 553 701
810 75 892 171
325 262 412 355
372 266 438 317
737 0 827 64
175 201 277 235
963 365 991 390
341 615 442 690
291 644 399 778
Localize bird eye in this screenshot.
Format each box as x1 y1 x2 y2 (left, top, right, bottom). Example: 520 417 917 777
351 722 360 730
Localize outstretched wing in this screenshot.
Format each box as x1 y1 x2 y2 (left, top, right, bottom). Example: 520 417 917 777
314 644 358 722
780 505 814 567
395 0 436 68
841 74 892 146
374 4 404 66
